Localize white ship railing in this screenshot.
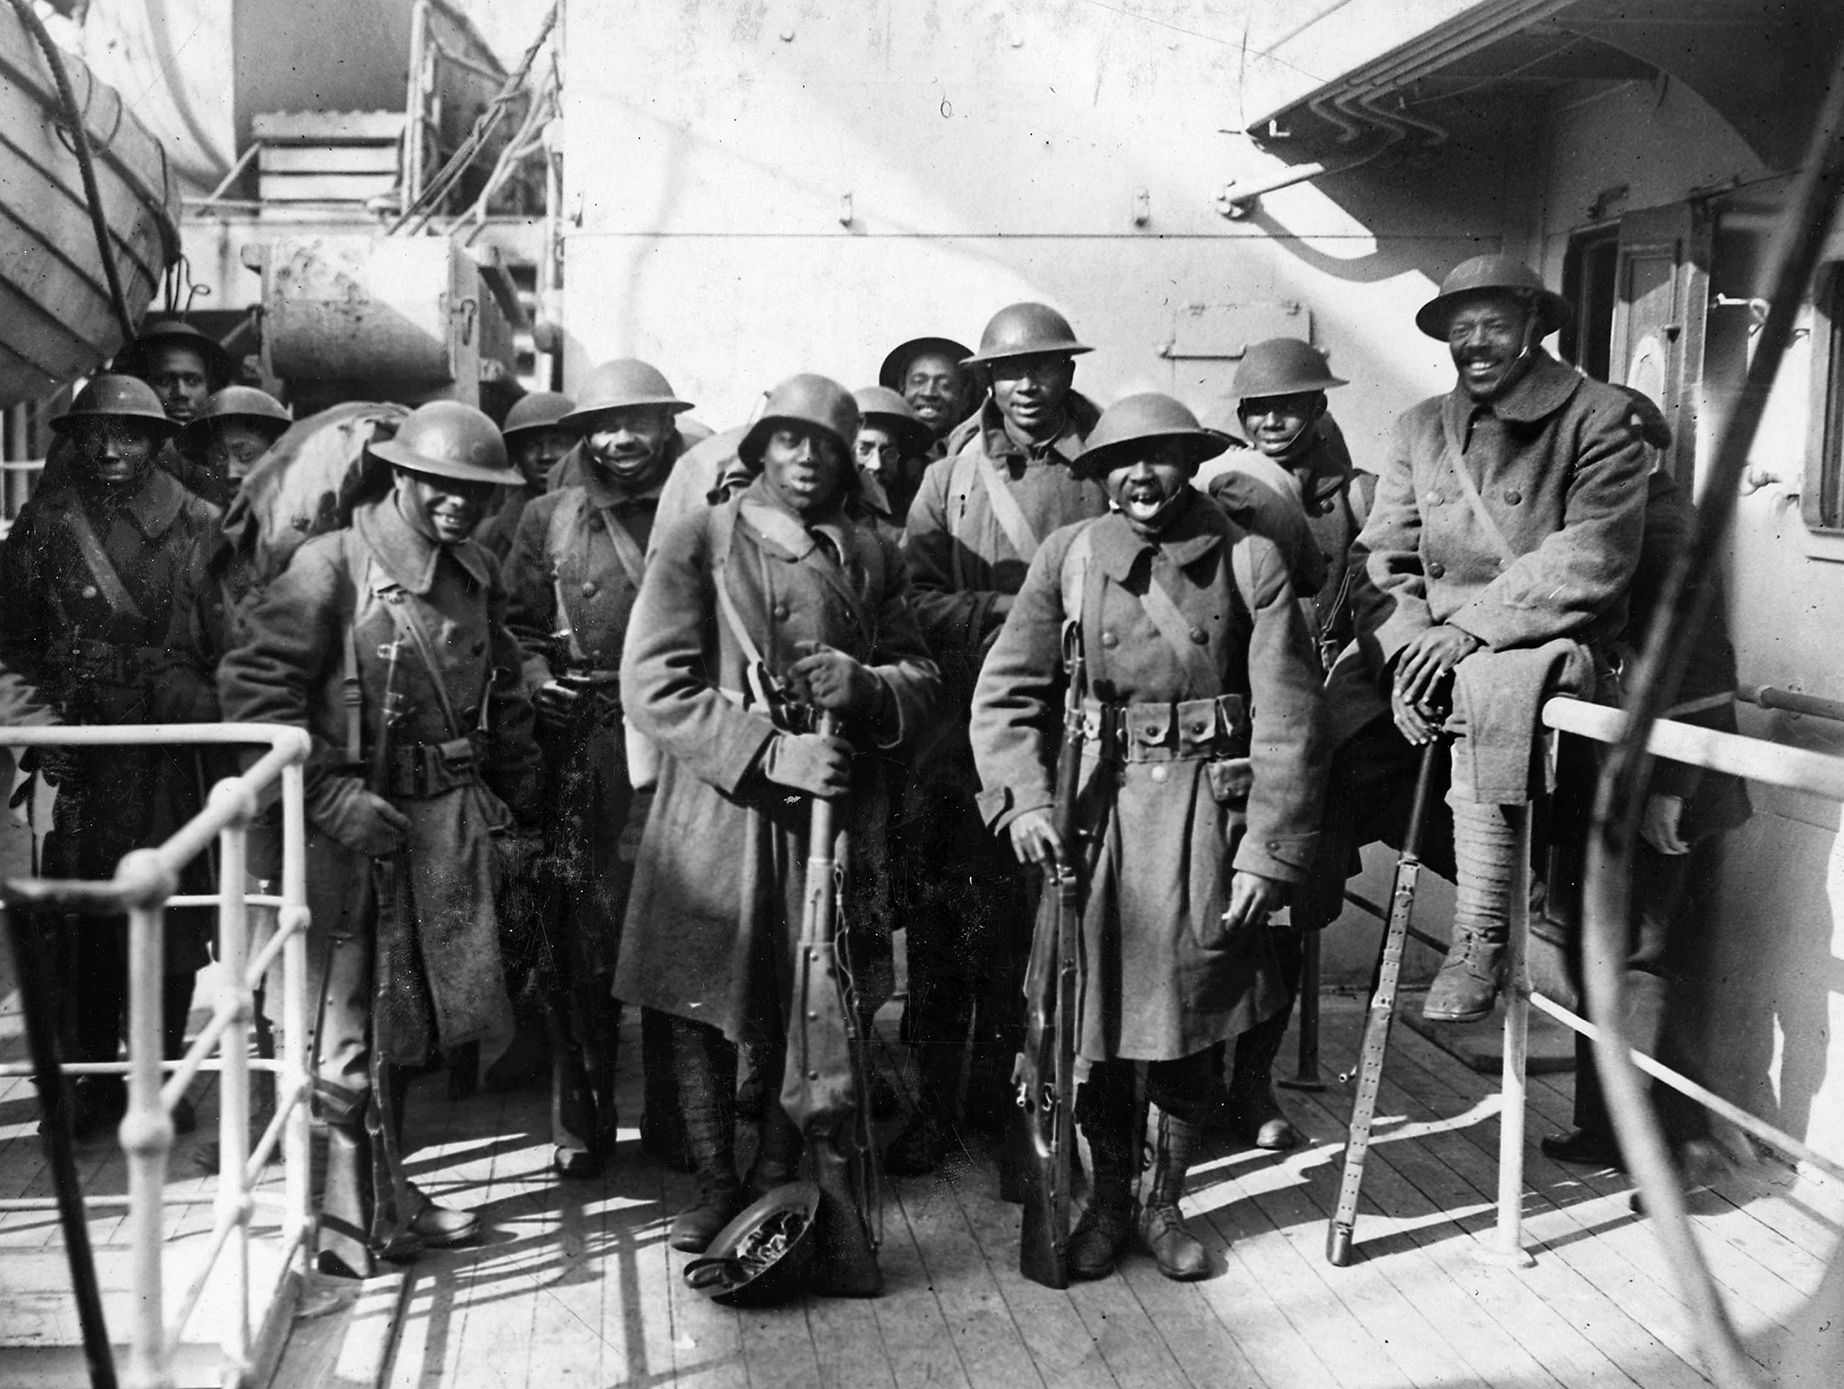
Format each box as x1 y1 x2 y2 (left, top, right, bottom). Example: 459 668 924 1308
1484 696 1844 1266
1 723 313 1389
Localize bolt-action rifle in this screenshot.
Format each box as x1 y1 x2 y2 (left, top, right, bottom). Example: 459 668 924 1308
1016 618 1086 1289
780 709 882 1297
363 635 421 1256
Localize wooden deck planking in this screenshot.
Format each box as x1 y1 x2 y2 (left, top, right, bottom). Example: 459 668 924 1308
6 993 1839 1387
1378 1017 1804 1377
1341 1019 1717 1389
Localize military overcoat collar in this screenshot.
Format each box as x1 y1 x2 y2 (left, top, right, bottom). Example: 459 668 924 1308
1088 490 1223 583
977 391 1101 470
735 478 866 628
581 466 665 511
354 495 492 595
1443 349 1582 453
71 463 193 539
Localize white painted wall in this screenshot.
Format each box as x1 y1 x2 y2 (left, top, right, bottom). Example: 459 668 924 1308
557 0 1523 460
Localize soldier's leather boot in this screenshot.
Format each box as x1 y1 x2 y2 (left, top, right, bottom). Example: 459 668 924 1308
1137 1110 1210 1281
1226 1019 1298 1151
640 1008 693 1173
884 1043 959 1176
1420 929 1507 1025
164 973 198 1135
1069 1080 1136 1281
668 1020 743 1253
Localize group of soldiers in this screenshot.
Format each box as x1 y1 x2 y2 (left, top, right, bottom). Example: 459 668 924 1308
0 251 1743 1289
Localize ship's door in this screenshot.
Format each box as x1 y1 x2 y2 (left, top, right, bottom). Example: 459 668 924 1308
1608 200 1714 485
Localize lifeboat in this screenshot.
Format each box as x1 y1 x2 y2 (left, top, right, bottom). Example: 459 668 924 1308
0 3 179 409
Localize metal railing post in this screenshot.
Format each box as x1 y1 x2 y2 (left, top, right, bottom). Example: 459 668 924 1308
1484 803 1536 1269
211 782 256 1382
279 761 314 1265
118 852 177 1389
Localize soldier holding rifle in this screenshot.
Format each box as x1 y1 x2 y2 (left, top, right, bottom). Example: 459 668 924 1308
219 401 543 1277
617 375 938 1255
503 359 694 1178
971 394 1326 1282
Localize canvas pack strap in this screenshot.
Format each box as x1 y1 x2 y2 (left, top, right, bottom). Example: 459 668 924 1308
1445 431 1518 566
708 501 774 685
1139 565 1225 698
975 449 1041 560
597 505 648 590
62 502 146 625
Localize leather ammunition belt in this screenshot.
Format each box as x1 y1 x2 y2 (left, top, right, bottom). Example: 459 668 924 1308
384 736 481 798
1079 694 1249 764
53 637 164 686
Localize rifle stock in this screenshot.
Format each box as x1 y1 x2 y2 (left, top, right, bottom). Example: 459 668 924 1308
363 637 421 1255
1017 620 1086 1289
786 710 882 1297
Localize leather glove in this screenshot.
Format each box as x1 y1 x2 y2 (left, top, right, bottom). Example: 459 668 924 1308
761 731 852 797
786 645 883 717
315 776 409 858
533 678 581 731
19 746 77 788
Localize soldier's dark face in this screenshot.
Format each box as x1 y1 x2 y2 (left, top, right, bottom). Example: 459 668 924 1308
397 469 495 544
1446 292 1536 403
583 407 673 487
142 344 213 425
70 418 161 495
510 427 573 490
761 426 848 518
1104 441 1193 534
205 421 275 484
1238 391 1326 461
900 351 964 435
990 353 1074 439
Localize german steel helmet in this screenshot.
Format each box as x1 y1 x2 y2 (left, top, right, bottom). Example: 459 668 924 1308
852 385 935 457
1233 338 1348 399
682 1182 822 1307
963 302 1092 365
501 390 576 440
368 400 522 485
122 317 234 386
738 374 861 468
1072 392 1228 478
877 335 973 390
560 359 693 431
1415 254 1573 339
176 386 292 450
51 374 181 436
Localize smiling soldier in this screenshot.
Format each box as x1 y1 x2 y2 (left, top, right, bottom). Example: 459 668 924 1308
1339 255 1650 1025
971 392 1326 1280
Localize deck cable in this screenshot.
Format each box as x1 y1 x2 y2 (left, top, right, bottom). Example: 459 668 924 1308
1583 39 1844 1389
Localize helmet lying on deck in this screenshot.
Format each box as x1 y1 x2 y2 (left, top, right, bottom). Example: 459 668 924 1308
682 1182 822 1307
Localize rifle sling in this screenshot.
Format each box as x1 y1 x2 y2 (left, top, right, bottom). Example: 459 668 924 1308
61 502 146 626
371 568 468 741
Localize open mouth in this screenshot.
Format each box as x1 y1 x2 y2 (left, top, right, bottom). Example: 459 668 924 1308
1122 482 1168 518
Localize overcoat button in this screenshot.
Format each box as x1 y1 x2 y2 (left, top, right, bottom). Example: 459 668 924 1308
1505 489 1522 504
81 585 99 599
1189 628 1207 644
472 641 485 655
773 602 790 620
581 581 597 597
1427 493 1442 506
1101 631 1118 649
1150 765 1167 782
1267 839 1280 850
1428 560 1446 578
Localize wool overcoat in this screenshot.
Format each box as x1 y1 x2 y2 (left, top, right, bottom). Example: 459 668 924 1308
1331 352 1650 746
970 492 1328 1062
218 495 542 1062
615 478 939 1046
